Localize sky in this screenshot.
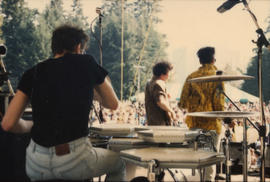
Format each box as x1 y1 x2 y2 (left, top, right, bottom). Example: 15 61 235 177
25 0 270 91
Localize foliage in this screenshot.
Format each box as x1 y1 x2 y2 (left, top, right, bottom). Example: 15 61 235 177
88 0 168 99
0 0 90 89
0 0 168 98
242 48 270 103
68 0 89 28
242 10 270 103
35 0 66 58
0 0 43 87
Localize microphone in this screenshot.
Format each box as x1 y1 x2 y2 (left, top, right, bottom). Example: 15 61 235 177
217 0 241 13
0 45 7 55
96 7 103 24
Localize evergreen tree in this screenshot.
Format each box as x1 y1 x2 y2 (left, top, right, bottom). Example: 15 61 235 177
68 0 89 28
35 0 66 58
1 0 44 87
242 48 270 103
88 0 168 99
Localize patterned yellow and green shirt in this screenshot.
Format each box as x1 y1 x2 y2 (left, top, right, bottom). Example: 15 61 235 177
178 64 224 134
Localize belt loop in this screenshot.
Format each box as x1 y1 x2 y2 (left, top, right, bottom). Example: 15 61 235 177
32 140 36 153
71 143 75 152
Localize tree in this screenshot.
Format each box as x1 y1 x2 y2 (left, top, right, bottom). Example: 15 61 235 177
68 0 89 28
1 0 44 87
35 0 66 59
88 0 168 99
241 48 270 102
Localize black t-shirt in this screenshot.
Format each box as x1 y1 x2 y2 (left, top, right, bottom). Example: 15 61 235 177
17 53 108 147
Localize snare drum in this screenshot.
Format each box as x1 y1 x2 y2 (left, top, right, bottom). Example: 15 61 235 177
89 123 137 137
137 128 201 143
108 138 153 152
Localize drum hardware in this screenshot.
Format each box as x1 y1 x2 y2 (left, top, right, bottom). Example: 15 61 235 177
147 160 157 182
89 123 137 137
223 117 233 181
120 147 224 182
216 82 265 182
88 133 111 148
130 176 150 182
187 111 258 118
137 128 202 144
194 130 217 152
187 70 266 181
187 111 258 182
167 168 180 182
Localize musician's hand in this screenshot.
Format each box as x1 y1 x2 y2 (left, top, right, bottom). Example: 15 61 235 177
173 120 179 126
228 121 236 128
168 111 177 122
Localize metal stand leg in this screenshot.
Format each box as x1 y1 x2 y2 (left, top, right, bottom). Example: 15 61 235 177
243 118 248 181
225 125 232 182
192 169 196 176
199 168 206 182
148 160 156 182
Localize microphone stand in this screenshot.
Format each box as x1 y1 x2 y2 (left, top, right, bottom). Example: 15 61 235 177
0 54 14 114
98 12 103 67
0 55 14 97
98 13 104 124
90 8 105 124
241 1 269 181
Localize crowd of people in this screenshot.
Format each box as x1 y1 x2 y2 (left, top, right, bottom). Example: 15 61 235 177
91 100 270 130
91 99 270 172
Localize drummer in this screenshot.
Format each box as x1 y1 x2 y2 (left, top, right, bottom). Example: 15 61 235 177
1 25 126 181
145 61 176 126
178 46 225 181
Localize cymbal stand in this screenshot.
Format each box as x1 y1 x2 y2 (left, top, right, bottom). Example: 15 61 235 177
217 83 255 181
223 118 232 182
243 118 248 181
217 83 259 132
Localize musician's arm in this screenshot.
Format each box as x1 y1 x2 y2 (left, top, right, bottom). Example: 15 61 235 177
1 90 33 133
157 95 174 114
94 76 119 110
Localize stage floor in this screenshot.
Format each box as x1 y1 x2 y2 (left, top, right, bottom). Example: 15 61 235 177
93 166 270 182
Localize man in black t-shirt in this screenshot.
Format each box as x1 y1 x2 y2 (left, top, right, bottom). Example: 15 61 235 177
1 25 126 181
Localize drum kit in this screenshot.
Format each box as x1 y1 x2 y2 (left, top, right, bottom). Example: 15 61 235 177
89 73 264 182
187 73 264 182
89 124 223 182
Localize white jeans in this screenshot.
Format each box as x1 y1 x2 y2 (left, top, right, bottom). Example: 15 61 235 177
26 137 126 181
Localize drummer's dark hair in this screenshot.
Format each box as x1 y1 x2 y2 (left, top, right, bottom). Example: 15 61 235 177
51 24 89 56
153 61 173 77
197 47 215 64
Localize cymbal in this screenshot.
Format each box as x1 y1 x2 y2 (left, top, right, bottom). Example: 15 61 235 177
187 75 254 83
187 111 258 118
